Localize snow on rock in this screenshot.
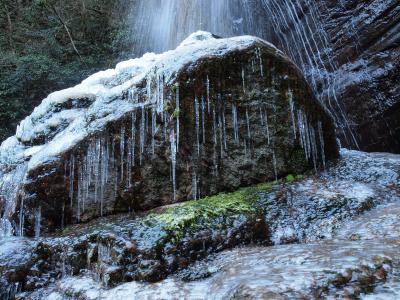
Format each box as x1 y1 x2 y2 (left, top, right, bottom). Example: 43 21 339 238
4 32 282 171
0 31 337 237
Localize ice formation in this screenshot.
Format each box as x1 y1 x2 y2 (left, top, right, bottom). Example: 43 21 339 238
0 31 329 237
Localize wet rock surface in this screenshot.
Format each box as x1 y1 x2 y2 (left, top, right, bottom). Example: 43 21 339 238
251 0 400 152
317 0 400 152
1 149 398 299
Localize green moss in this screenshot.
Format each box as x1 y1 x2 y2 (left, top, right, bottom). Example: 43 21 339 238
145 182 275 242
172 109 180 119
170 84 178 93
286 174 295 182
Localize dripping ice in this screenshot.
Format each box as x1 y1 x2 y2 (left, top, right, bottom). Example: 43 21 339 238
0 31 327 236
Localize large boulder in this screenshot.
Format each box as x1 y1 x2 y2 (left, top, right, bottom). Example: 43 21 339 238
0 32 338 237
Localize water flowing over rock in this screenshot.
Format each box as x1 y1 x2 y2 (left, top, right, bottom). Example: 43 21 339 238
0 32 337 237
130 0 400 152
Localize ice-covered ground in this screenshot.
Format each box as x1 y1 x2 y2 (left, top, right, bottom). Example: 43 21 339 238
45 215 400 299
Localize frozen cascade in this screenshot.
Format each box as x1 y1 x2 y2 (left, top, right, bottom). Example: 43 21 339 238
0 163 27 237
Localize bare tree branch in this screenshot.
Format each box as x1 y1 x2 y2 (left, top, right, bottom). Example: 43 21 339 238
49 3 84 62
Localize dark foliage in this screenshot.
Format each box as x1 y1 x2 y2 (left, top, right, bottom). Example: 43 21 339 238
0 0 135 141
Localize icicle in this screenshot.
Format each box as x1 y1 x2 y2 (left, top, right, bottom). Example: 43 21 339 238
195 96 200 157
151 108 156 156
192 173 198 200
264 107 271 145
176 83 180 150
61 202 65 231
318 121 326 170
304 114 311 160
218 111 223 157
127 131 132 189
69 154 75 207
170 128 177 202
18 197 24 237
120 126 126 182
272 150 278 181
147 76 152 104
201 96 206 144
76 165 82 222
100 139 106 209
112 138 118 202
163 110 167 141
246 108 251 140
212 108 217 145
140 105 145 165
241 68 246 93
206 76 210 113
34 206 41 238
309 126 318 172
232 103 239 142
131 111 137 168
222 106 227 150
257 48 264 77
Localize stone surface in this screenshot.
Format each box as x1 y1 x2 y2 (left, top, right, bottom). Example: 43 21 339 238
263 0 400 152
324 0 400 152
0 32 337 237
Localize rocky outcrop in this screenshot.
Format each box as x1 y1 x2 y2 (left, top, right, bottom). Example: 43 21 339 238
259 0 400 152
0 32 337 237
322 0 400 152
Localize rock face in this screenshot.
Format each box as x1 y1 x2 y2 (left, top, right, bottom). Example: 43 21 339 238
0 32 338 237
258 0 400 152
323 0 400 152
